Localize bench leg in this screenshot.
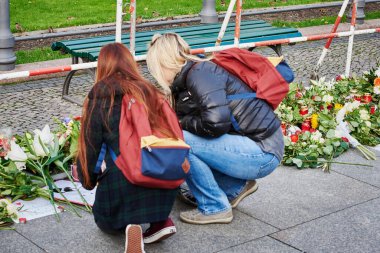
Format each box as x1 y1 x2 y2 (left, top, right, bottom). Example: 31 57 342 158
248 45 283 57
268 45 283 57
61 57 96 106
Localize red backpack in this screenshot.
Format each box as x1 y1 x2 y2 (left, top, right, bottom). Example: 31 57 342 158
98 95 190 189
212 48 292 109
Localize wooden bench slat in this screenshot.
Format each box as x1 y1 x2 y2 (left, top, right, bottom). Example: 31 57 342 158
64 24 275 52
72 28 301 61
69 26 293 54
52 20 266 48
51 20 302 62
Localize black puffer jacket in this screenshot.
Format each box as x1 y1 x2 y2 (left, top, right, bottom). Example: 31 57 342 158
172 60 280 141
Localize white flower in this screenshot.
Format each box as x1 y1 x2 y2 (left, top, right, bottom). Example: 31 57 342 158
0 199 18 218
33 125 54 147
335 130 342 138
6 141 27 170
33 135 49 157
365 121 371 127
345 101 361 113
374 86 380 95
6 202 18 216
319 138 325 144
58 134 66 146
359 109 370 121
322 94 334 103
311 131 322 142
375 67 380 77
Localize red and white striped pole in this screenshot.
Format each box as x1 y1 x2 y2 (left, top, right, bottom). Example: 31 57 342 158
345 0 357 76
234 0 242 47
315 0 350 69
129 0 137 56
1 28 379 81
215 0 237 46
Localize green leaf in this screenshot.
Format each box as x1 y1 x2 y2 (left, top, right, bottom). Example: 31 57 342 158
323 145 333 155
351 121 359 127
1 190 11 196
292 158 303 168
333 141 341 147
326 130 336 139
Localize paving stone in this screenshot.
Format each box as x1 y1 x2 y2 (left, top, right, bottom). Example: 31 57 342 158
331 149 380 188
0 230 45 253
14 209 125 253
144 200 278 253
271 197 380 253
217 236 301 253
236 165 380 229
12 199 277 253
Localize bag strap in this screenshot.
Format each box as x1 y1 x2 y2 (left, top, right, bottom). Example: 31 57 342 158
94 143 118 174
226 93 256 100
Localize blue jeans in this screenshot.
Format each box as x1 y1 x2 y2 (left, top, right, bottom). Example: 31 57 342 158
183 131 279 215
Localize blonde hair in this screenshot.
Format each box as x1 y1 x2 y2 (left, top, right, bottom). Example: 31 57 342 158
146 33 210 94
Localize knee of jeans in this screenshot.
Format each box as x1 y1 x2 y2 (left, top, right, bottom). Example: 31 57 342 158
257 156 280 178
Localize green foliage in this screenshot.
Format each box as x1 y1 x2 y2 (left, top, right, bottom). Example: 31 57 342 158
16 47 70 65
10 0 339 33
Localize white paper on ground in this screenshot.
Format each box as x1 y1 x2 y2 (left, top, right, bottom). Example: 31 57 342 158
13 198 63 222
52 180 96 206
373 145 380 152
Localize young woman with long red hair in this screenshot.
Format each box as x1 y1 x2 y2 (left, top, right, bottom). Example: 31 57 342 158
77 43 177 251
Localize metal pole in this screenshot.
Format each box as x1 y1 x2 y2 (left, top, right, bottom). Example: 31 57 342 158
130 0 136 55
0 0 16 71
314 0 350 74
347 0 365 25
115 0 123 43
234 0 242 46
345 0 358 76
200 0 218 23
216 0 237 46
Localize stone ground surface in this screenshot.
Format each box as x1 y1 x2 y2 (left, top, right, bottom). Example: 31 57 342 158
1 24 380 253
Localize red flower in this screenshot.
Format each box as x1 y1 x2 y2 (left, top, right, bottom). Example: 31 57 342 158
295 130 302 135
327 104 333 110
73 116 82 121
341 137 349 143
335 75 343 81
290 134 299 142
295 91 303 99
309 128 316 133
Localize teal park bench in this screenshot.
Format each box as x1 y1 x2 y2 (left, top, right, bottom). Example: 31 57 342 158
51 20 302 103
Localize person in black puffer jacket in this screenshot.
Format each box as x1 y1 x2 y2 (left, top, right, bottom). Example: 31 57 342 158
146 33 284 225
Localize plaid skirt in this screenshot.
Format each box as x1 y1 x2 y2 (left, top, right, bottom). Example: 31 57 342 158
92 154 178 231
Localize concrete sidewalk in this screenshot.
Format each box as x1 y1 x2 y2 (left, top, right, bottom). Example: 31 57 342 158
1 148 379 253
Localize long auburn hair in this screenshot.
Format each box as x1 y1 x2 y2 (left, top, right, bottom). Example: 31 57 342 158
77 43 175 188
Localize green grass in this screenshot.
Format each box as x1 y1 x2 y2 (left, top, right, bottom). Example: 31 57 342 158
272 10 380 28
10 0 338 33
16 47 70 64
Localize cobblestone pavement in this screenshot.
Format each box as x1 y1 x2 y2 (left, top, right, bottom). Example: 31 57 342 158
1 33 379 134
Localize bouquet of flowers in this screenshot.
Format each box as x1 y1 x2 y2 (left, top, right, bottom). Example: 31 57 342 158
276 64 380 170
0 118 90 224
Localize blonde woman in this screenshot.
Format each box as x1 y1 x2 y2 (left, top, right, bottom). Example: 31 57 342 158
146 33 284 225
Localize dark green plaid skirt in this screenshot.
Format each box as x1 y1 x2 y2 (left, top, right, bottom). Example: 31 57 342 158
92 154 178 231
